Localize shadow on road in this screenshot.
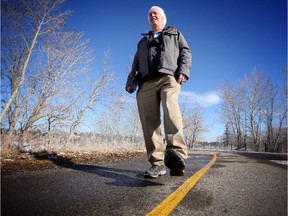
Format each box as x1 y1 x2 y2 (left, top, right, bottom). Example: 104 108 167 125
32 151 164 187
72 164 164 187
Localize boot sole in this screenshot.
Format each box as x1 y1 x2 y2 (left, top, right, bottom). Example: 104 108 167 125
164 149 185 175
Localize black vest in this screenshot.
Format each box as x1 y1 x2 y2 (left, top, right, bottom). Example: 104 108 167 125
147 33 163 77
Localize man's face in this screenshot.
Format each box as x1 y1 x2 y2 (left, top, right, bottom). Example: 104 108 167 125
149 8 164 28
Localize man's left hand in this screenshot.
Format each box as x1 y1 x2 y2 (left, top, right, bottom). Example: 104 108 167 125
177 74 188 84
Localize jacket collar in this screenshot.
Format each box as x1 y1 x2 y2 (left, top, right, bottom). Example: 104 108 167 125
141 26 177 36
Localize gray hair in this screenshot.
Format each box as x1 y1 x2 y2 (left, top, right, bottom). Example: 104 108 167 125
148 6 167 27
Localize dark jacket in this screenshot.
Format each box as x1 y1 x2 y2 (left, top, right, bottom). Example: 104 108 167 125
126 26 192 93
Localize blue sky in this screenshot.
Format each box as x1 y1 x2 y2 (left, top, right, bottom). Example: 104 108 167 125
63 0 287 141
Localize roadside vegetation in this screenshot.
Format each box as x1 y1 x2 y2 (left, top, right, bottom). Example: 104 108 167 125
219 70 287 152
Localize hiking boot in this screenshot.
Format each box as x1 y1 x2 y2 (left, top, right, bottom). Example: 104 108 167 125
170 169 185 176
144 165 166 178
164 149 185 176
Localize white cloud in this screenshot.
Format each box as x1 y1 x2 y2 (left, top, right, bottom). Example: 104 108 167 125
179 91 221 108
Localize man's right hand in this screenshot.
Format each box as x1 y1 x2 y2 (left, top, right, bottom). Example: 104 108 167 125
126 86 133 93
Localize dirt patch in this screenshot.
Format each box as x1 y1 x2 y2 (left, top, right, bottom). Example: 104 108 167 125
1 151 146 174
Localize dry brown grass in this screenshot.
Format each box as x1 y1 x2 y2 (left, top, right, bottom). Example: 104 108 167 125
1 133 146 174
1 150 146 174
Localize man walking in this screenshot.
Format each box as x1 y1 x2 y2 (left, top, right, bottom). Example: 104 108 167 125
126 6 192 178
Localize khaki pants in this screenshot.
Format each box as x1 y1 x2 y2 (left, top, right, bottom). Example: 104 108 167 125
137 74 188 166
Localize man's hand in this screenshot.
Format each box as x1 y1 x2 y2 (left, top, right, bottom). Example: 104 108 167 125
177 73 188 84
126 86 135 94
126 86 132 92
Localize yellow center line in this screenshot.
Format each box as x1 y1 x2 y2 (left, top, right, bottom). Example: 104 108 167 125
146 153 217 216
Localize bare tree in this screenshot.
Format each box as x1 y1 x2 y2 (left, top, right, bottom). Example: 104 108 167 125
1 0 73 152
182 102 205 149
21 31 92 131
1 0 71 122
220 81 245 149
95 94 127 144
242 70 268 151
219 68 287 152
263 75 287 152
67 50 115 142
1 0 115 153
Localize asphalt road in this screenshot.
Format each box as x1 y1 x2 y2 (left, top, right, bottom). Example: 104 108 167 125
2 151 287 216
